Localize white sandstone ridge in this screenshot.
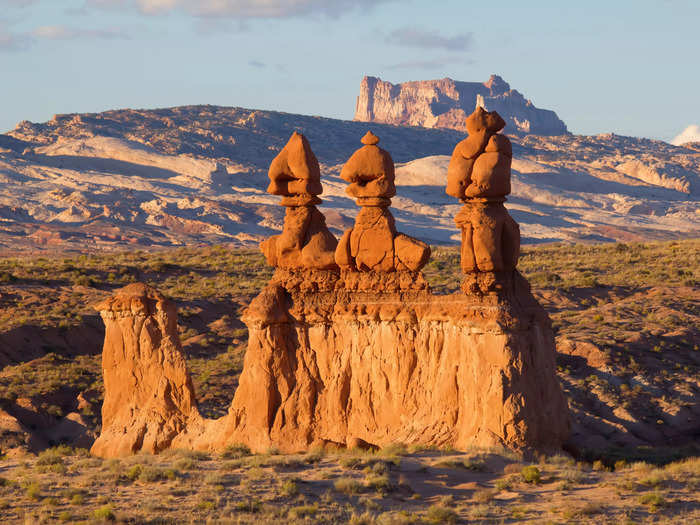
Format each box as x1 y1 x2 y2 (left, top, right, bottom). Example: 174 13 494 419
354 75 568 136
1 105 698 252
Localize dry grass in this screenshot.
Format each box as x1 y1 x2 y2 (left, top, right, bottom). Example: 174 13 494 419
0 240 698 522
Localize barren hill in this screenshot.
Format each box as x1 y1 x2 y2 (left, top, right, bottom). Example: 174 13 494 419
0 105 698 252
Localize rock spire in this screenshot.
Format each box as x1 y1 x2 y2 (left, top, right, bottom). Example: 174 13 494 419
447 107 520 286
334 132 430 274
260 132 338 270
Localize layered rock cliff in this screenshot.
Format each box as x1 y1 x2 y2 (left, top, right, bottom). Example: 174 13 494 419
354 75 568 136
210 270 568 452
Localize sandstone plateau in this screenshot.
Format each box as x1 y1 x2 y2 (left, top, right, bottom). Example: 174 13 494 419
354 75 568 136
90 120 571 458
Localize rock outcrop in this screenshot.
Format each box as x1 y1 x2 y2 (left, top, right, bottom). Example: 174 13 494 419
335 131 431 275
260 132 338 269
447 107 521 279
91 133 570 458
90 283 198 457
354 75 568 136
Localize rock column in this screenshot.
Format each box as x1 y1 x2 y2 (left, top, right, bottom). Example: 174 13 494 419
260 131 337 271
91 284 198 457
447 106 521 291
335 131 430 285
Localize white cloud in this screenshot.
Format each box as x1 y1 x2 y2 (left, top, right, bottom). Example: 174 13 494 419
2 0 40 6
85 0 395 18
671 124 700 146
32 24 129 40
386 27 473 51
385 56 472 71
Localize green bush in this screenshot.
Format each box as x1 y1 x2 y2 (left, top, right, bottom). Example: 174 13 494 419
93 504 116 521
521 465 541 484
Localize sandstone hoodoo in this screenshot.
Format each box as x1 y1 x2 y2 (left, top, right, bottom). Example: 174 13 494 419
90 283 198 458
260 131 338 270
92 123 570 457
354 74 568 136
447 106 521 286
335 131 431 278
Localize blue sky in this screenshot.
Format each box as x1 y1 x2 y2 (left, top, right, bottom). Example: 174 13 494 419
1 0 698 142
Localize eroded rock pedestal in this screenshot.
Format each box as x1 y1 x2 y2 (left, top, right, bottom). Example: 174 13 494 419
260 131 337 270
447 106 521 281
91 284 198 457
91 130 569 457
212 270 569 452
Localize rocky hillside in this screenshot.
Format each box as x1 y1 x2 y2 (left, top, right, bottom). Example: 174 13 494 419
0 105 698 253
354 75 568 135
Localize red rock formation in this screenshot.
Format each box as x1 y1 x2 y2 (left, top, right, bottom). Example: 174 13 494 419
92 132 569 458
91 283 198 457
260 132 337 270
209 272 570 453
448 107 521 278
335 131 431 276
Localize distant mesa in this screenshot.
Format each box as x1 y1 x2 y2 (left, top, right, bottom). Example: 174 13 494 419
354 74 568 136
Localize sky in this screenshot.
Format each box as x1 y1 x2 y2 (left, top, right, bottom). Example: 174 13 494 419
1 0 699 143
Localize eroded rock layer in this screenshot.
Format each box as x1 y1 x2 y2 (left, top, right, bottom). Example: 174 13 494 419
91 127 569 458
90 284 199 457
354 75 568 136
210 271 570 453
93 273 570 456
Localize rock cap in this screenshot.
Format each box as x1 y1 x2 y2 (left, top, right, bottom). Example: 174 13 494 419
340 131 396 199
361 131 380 145
267 131 323 199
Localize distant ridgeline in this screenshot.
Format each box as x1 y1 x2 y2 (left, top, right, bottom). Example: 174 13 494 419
354 75 568 136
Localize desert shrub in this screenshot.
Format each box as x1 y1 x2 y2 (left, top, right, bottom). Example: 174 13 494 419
365 473 392 493
348 511 376 525
425 504 457 524
25 482 41 500
472 488 497 503
232 499 261 513
36 452 66 473
280 478 299 497
614 459 628 471
380 443 408 457
640 470 665 488
138 465 165 482
495 477 512 491
521 465 541 484
304 448 324 464
639 492 667 510
173 458 195 471
221 443 251 459
592 459 608 471
334 477 362 494
288 504 318 519
93 504 115 521
0 271 16 283
126 464 142 481
561 468 584 484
